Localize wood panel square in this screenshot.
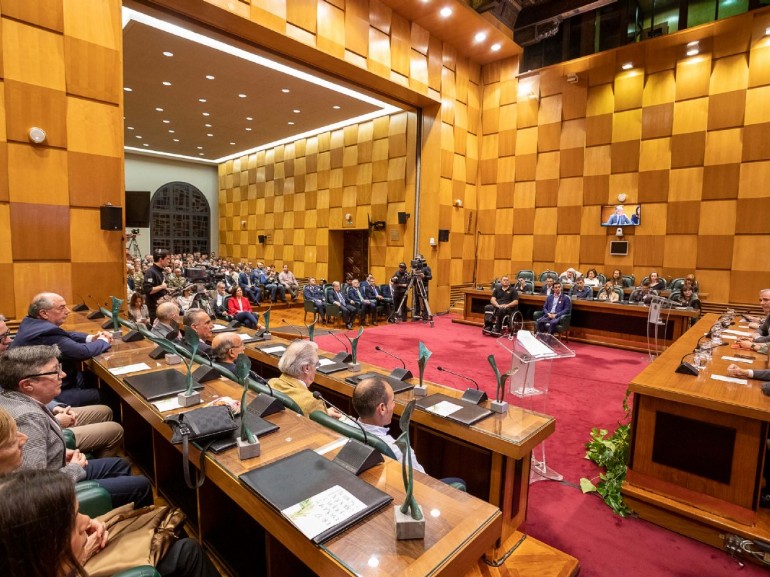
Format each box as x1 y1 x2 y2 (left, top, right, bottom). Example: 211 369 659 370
4 80 67 147
1 0 63 32
560 148 584 178
731 271 770 305
535 179 559 207
68 152 122 207
641 103 673 140
611 140 640 173
632 235 665 267
11 203 70 260
702 164 740 200
739 161 770 198
583 175 609 205
672 98 708 134
707 90 746 131
675 58 710 101
0 142 7 201
7 143 68 204
662 235 698 269
614 72 644 111
638 170 669 203
666 201 701 234
64 37 120 103
749 44 770 88
513 208 535 234
538 123 561 152
557 206 581 234
696 236 734 269
0 264 14 318
562 83 587 120
533 235 556 262
578 235 607 265
742 122 770 162
12 262 71 318
2 19 65 88
670 132 705 168
586 113 612 146
514 153 536 181
736 198 770 233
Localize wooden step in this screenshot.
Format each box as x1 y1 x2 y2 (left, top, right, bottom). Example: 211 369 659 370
465 531 579 577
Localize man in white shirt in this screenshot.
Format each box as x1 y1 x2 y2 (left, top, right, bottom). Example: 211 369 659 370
278 264 299 300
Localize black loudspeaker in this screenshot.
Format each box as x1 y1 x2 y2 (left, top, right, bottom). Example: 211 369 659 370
192 365 220 383
390 367 413 381
333 351 353 363
675 362 699 376
102 318 115 330
148 346 167 360
122 329 144 343
258 235 266 243
86 310 105 320
461 388 488 405
333 438 384 475
248 394 284 417
100 205 122 231
438 229 450 242
72 303 89 312
397 212 409 224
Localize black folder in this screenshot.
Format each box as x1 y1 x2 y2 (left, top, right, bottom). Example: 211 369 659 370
207 411 279 453
240 449 392 544
123 369 205 401
345 371 414 394
415 393 493 426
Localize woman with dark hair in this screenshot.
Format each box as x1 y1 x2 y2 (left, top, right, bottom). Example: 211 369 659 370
583 268 600 288
127 293 150 327
226 286 260 329
610 269 623 287
176 285 195 314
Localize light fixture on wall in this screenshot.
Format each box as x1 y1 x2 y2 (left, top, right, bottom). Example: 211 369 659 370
566 73 579 84
454 199 463 208
345 213 353 224
686 41 699 56
28 127 46 144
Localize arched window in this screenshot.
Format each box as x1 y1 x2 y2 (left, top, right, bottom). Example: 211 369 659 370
150 181 210 255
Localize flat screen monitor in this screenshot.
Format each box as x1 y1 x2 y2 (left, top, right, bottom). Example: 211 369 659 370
610 241 629 256
125 190 151 228
601 204 641 227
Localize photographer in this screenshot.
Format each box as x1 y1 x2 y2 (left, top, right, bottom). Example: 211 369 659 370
390 263 410 321
411 254 432 322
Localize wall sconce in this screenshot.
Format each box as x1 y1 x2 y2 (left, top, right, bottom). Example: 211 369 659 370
429 237 437 247
454 199 463 208
241 220 247 228
28 127 46 144
258 234 266 244
345 213 353 224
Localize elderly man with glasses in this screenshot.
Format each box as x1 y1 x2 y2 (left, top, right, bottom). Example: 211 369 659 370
10 293 112 407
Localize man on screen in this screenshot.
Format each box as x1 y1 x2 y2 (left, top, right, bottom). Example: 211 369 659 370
605 205 632 226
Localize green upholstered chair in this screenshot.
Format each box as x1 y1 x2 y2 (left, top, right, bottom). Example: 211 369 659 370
309 410 397 460
538 270 558 282
668 277 685 292
533 299 572 340
516 269 535 282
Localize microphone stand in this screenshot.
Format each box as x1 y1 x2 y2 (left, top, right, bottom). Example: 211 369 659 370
312 392 383 475
374 346 413 381
437 366 488 405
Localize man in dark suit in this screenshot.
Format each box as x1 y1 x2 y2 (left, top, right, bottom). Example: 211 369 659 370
303 277 327 322
348 279 376 326
569 278 594 300
536 283 571 334
211 332 243 373
328 281 356 330
181 308 214 356
540 277 555 296
10 293 112 406
364 274 393 321
238 266 261 304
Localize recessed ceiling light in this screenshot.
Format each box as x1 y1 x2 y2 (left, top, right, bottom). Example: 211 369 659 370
135 135 142 139
281 88 290 93
199 98 207 103
333 105 341 110
686 47 699 56
288 121 295 125
127 126 134 130
205 123 212 128
491 43 501 52
474 32 487 42
162 119 170 124
238 93 247 98
293 109 301 113
173 138 179 142
207 133 213 137
245 127 252 131
143 143 149 147
163 51 173 57
440 7 452 17
155 107 164 112
124 87 133 92
162 81 172 86
230 142 236 145
246 116 253 121
199 153 205 156
766 26 770 36
202 112 210 116
622 62 633 70
197 146 203 150
168 130 175 133
205 75 215 80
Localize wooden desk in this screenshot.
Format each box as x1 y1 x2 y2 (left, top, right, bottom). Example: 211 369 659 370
623 314 770 549
244 340 555 554
455 289 698 352
88 345 502 577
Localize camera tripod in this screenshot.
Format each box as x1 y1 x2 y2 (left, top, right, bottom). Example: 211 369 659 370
127 235 142 260
393 272 433 327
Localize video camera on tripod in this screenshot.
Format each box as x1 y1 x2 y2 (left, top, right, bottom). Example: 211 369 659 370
410 257 427 274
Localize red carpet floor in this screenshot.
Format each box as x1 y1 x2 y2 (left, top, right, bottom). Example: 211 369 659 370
314 316 766 577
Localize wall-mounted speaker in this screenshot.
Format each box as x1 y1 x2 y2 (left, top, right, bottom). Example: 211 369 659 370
100 205 122 231
397 212 409 224
258 235 266 244
438 229 450 242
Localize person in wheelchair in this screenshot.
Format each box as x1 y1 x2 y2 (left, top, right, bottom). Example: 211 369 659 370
483 275 519 337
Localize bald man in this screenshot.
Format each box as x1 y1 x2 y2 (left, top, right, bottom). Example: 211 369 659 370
211 332 244 372
10 293 112 406
151 301 180 340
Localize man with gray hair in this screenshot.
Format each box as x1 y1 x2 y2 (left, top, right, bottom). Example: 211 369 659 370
0 315 10 354
10 293 112 406
268 340 341 418
151 301 180 339
181 308 214 356
211 332 243 373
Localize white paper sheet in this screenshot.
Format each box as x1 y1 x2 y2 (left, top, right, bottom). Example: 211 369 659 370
109 363 150 375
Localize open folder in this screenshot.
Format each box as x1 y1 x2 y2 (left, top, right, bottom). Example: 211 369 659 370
240 449 392 544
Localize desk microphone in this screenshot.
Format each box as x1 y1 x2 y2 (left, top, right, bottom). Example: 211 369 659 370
437 366 488 405
328 330 353 363
248 370 283 417
87 296 106 320
192 351 220 383
312 391 383 475
374 346 413 381
72 293 89 312
280 319 306 339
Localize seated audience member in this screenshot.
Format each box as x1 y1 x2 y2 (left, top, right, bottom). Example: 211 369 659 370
181 309 214 356
540 277 555 296
364 274 393 321
177 285 196 314
684 273 699 293
127 292 150 327
673 286 701 312
0 468 219 577
151 301 180 339
211 332 244 373
536 283 571 334
10 293 112 407
583 268 601 287
278 264 299 300
0 315 11 354
0 407 26 474
238 266 261 304
348 279 376 326
629 280 657 305
513 277 529 293
328 281 357 330
303 277 327 323
737 289 770 347
268 341 342 418
483 275 519 337
610 269 623 287
210 282 233 321
261 265 287 303
569 277 594 300
559 268 580 285
45 400 123 459
227 287 260 329
647 272 666 292
0 346 152 507
597 281 620 303
728 363 770 381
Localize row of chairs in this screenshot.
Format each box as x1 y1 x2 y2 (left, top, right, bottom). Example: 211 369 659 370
516 270 695 291
303 284 394 325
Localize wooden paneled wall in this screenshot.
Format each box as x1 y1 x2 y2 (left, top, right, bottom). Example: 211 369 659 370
0 0 125 319
477 9 770 304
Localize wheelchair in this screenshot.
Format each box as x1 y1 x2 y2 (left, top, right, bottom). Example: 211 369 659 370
482 306 523 336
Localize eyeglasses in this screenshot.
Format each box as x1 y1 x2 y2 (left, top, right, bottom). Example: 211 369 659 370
0 330 10 340
23 362 63 380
